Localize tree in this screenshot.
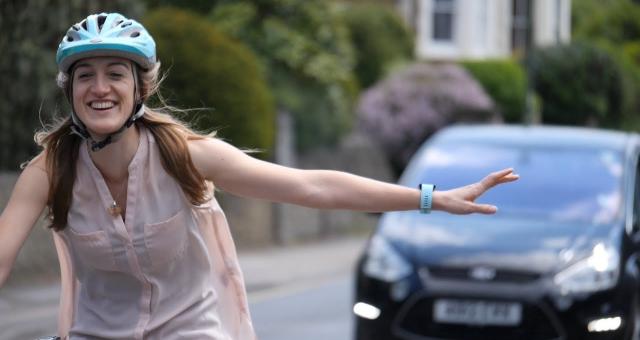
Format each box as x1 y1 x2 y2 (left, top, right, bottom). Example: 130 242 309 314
572 0 640 129
0 1 143 170
210 0 358 151
339 3 414 89
144 8 276 152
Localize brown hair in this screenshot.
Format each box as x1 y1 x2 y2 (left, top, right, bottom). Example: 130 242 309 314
37 62 211 231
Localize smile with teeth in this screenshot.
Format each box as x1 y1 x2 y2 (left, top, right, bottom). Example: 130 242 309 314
90 101 116 110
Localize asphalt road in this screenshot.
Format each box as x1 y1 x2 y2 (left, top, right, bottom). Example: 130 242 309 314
0 237 365 339
0 276 355 340
251 276 354 340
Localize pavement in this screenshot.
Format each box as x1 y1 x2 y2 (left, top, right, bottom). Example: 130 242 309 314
0 236 367 340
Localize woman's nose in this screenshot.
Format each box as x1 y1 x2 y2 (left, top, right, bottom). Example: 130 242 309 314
90 74 110 95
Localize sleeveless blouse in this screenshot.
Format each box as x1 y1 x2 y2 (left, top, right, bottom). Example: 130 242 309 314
51 127 256 339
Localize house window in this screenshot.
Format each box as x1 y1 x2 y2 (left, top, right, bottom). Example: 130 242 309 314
511 0 531 53
433 0 455 42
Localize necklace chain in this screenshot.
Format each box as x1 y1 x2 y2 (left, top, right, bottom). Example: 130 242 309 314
107 178 128 217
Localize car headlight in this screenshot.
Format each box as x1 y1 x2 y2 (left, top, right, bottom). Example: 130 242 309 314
553 243 620 295
363 235 412 282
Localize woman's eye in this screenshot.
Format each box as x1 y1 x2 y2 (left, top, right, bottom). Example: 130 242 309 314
109 72 123 78
77 73 92 79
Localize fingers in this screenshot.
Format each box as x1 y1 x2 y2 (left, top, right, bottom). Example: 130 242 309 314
480 168 519 190
471 203 498 215
452 201 498 215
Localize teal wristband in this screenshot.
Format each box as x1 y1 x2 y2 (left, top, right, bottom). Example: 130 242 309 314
419 184 435 214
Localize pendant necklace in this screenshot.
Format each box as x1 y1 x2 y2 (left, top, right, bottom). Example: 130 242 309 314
107 179 128 217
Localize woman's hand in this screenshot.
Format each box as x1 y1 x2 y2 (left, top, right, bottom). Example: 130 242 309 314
433 168 519 215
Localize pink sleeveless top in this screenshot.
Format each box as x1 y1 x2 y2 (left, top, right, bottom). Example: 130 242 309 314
51 127 256 339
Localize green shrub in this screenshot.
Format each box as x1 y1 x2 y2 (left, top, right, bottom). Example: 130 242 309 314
529 42 625 127
609 42 640 129
571 0 640 131
573 0 640 45
144 0 219 14
144 8 275 152
461 59 526 123
210 1 358 151
340 3 414 88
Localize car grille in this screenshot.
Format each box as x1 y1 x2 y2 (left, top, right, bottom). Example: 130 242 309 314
393 296 563 340
426 266 541 283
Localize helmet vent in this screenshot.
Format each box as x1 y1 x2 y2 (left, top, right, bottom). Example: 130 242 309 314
57 13 157 72
97 15 107 31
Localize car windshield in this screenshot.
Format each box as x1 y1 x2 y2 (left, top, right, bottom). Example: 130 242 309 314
401 142 624 225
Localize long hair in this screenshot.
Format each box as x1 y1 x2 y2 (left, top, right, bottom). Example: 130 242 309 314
37 62 211 231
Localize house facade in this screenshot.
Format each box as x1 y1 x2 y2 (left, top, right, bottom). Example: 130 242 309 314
397 0 572 60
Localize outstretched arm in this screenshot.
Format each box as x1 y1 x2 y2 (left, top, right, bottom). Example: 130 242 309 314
189 138 518 214
0 154 49 288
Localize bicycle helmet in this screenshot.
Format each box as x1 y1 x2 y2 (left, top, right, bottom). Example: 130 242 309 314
56 13 156 152
56 12 156 73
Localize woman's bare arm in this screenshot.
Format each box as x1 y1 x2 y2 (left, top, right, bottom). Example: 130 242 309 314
0 155 49 288
189 138 518 214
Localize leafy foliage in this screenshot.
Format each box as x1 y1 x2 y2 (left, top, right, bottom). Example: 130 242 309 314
357 63 497 172
144 8 275 152
530 42 625 127
461 59 526 123
210 0 358 151
573 0 640 45
144 0 219 14
572 0 640 129
339 3 414 88
0 1 143 170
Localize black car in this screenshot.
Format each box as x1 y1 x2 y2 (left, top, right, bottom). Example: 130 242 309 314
354 125 640 340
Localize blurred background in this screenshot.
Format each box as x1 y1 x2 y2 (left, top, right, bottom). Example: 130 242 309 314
2 0 640 339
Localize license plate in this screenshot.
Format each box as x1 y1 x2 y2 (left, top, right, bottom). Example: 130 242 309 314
433 299 522 326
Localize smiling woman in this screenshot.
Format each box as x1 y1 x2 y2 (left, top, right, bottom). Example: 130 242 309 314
0 12 518 340
70 58 137 139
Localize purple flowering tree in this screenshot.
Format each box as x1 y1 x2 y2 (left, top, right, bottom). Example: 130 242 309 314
357 62 499 173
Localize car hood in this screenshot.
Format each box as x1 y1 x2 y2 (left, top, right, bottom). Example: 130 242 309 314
378 212 622 275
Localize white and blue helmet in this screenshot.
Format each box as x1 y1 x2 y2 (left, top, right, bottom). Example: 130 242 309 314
56 12 156 73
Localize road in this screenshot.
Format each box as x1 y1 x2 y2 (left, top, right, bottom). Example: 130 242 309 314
0 276 355 340
251 276 354 340
0 237 364 339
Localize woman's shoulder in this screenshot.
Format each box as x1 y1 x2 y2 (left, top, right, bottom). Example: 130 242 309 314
187 136 235 157
14 150 51 202
187 137 219 179
24 150 49 175
187 137 246 181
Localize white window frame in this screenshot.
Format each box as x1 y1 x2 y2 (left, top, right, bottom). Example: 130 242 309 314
432 0 456 42
417 0 458 59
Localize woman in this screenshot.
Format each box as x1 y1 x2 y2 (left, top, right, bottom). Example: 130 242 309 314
0 13 518 340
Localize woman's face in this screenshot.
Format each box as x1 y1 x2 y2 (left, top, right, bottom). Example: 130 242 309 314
71 56 136 139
